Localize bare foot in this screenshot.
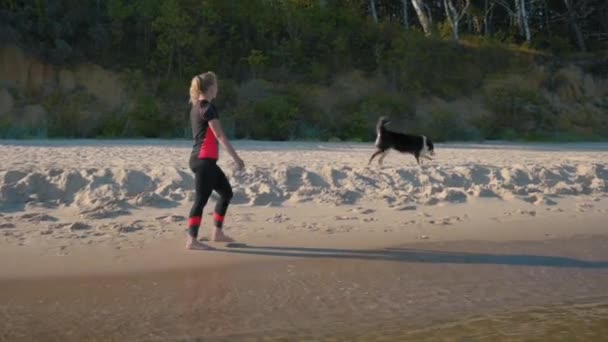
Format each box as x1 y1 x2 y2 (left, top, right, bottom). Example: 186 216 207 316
185 238 215 250
212 229 235 243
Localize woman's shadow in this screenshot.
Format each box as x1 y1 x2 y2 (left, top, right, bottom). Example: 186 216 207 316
217 243 608 269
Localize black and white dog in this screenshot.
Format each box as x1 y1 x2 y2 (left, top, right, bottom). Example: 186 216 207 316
368 116 435 166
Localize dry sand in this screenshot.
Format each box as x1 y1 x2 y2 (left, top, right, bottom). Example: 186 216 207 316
1 140 607 340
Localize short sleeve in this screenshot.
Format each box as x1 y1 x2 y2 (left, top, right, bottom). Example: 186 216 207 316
200 100 219 121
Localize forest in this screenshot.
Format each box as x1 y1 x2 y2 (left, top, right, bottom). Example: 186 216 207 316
1 0 607 141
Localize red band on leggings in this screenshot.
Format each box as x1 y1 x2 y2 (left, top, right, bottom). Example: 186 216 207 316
188 216 202 227
213 213 224 222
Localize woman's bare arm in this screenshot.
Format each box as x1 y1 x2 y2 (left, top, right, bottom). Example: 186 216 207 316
208 119 244 169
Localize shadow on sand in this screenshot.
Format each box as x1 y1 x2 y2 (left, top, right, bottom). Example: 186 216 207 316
216 244 608 269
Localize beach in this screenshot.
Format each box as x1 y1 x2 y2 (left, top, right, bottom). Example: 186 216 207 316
1 140 607 341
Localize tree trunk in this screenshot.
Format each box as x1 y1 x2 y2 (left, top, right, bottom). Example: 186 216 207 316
484 0 491 36
411 0 431 36
178 45 183 78
444 0 470 41
519 0 531 44
514 0 523 36
167 44 174 78
563 0 587 52
370 0 379 23
444 0 458 41
401 0 410 29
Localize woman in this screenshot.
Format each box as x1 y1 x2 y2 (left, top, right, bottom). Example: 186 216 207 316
186 71 244 250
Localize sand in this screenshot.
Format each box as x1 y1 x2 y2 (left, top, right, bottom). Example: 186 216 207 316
1 140 608 340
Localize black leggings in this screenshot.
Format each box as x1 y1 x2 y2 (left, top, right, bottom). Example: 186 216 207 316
188 157 233 238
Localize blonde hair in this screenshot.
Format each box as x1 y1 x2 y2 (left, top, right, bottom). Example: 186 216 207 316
189 71 217 104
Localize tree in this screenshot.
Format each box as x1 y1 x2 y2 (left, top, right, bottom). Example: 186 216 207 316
411 0 432 36
514 0 531 44
401 0 410 29
563 0 587 52
443 0 470 41
370 0 379 22
494 0 531 44
151 1 194 78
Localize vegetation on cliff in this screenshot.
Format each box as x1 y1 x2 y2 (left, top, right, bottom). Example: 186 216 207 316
1 0 607 141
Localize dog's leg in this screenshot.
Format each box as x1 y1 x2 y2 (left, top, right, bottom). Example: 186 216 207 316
368 149 384 165
422 155 433 161
415 151 421 165
378 150 389 165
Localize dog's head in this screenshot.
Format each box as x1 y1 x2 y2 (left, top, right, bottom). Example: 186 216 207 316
421 136 435 157
426 138 435 156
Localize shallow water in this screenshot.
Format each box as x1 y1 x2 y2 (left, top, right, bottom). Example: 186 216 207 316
208 301 608 341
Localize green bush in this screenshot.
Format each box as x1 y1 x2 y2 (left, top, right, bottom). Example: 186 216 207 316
42 92 97 137
419 110 480 142
126 95 176 138
341 92 415 141
481 73 556 139
95 112 128 138
231 91 299 140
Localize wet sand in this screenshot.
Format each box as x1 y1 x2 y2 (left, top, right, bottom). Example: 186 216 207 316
2 231 608 341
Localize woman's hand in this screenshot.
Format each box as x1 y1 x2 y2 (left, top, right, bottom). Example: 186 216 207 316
234 156 245 170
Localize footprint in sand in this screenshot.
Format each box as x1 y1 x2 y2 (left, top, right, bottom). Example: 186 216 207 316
577 203 594 212
301 222 322 231
423 198 440 206
334 216 359 221
69 222 92 231
79 201 131 220
395 205 417 211
40 223 70 235
232 213 255 223
349 207 376 215
435 216 463 225
504 209 536 217
56 246 69 256
0 223 16 229
19 213 58 223
267 213 290 223
48 223 71 230
100 221 143 234
518 209 537 216
154 215 186 223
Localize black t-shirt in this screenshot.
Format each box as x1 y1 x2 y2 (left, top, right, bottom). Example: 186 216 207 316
190 99 220 159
